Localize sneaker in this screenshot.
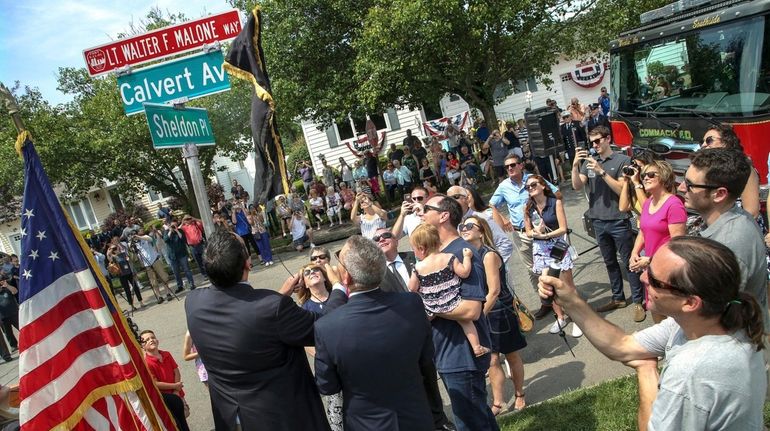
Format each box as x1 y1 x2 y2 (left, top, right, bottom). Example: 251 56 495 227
267 261 274 266
189 285 197 290
571 322 583 338
329 223 334 228
548 318 568 334
533 305 553 320
595 299 628 313
633 303 647 322
157 297 165 305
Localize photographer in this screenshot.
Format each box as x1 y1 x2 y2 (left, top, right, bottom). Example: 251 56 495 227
107 241 145 311
179 216 208 280
163 223 196 292
131 230 175 304
0 275 17 357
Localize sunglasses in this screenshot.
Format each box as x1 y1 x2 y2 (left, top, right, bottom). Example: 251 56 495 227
646 267 688 295
411 195 425 202
450 193 467 200
310 254 329 261
458 222 480 232
525 183 539 190
504 162 520 170
422 204 442 213
372 231 394 242
702 136 720 146
590 138 603 145
683 178 720 193
641 172 659 179
303 267 323 277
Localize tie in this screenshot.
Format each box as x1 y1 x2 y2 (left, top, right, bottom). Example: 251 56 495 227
390 261 408 291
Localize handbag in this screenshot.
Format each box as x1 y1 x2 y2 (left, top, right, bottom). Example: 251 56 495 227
107 262 121 276
512 294 534 333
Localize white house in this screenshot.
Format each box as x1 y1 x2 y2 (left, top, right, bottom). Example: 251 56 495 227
300 55 610 173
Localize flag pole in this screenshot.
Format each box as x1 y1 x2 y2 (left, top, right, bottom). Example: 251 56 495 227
0 82 26 134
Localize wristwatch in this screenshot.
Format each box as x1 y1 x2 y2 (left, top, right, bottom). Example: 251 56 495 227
635 184 644 189
598 171 607 178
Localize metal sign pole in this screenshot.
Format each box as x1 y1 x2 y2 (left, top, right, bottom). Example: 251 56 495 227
182 142 215 237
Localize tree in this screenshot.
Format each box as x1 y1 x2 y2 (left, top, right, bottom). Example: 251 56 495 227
230 0 672 129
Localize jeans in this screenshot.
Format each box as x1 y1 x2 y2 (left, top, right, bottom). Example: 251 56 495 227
2 312 18 350
593 218 643 303
440 370 499 431
171 256 195 290
118 273 143 305
190 243 207 277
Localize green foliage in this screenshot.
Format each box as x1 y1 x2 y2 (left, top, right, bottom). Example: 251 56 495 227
100 203 151 232
285 136 310 173
143 219 165 232
292 179 305 195
207 183 225 206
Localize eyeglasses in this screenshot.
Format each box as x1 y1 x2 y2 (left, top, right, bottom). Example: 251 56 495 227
525 183 539 190
372 232 394 242
641 172 659 179
458 222 480 232
450 193 467 200
303 267 323 277
505 162 520 170
310 254 329 261
590 138 603 145
702 136 721 146
683 178 720 193
422 204 442 213
646 267 688 295
411 195 425 202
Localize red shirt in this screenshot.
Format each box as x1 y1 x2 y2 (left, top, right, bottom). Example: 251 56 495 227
145 350 184 397
179 220 204 246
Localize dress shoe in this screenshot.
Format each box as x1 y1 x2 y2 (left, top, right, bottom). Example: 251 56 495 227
595 299 628 313
633 303 647 322
435 423 457 431
533 305 553 320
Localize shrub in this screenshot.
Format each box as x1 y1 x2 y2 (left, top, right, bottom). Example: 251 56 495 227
100 203 151 232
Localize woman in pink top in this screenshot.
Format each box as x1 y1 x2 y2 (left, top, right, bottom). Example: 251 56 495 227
630 160 687 322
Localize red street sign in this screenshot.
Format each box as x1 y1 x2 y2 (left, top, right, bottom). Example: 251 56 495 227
82 9 242 77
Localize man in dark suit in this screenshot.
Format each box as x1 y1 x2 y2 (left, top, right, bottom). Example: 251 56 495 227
315 235 434 431
372 227 456 430
585 103 611 135
560 110 587 162
185 229 347 431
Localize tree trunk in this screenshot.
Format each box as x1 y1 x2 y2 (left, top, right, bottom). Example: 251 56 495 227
478 103 499 134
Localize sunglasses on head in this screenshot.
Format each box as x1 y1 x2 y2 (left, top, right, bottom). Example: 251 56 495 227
505 162 520 170
310 254 329 261
641 172 659 179
372 231 394 242
303 267 323 277
458 222 480 232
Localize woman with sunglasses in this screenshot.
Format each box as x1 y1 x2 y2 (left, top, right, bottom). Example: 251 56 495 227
524 175 582 337
629 161 686 323
460 216 527 415
351 193 387 240
701 125 760 219
464 186 514 263
294 264 343 431
618 151 656 218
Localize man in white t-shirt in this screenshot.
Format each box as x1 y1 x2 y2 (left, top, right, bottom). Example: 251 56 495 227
539 236 766 431
290 211 316 252
392 186 428 238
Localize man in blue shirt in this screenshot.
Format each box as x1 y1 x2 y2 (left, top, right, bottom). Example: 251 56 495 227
490 154 558 318
598 87 610 116
421 195 498 431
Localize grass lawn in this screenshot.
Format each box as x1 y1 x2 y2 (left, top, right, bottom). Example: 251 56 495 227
497 374 770 431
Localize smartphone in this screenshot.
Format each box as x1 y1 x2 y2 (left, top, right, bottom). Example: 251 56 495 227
403 193 412 202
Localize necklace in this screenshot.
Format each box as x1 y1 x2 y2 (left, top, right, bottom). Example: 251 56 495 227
310 292 328 303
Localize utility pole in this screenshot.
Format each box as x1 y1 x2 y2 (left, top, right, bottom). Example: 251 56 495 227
181 142 215 236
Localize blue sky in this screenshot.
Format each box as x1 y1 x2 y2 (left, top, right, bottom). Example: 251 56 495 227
0 0 234 105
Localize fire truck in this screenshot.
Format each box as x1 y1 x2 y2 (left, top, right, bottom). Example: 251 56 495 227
609 0 770 184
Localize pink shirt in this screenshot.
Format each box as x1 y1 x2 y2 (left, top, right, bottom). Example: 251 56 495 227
640 195 687 257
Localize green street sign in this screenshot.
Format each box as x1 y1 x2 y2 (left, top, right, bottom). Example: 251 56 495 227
144 103 215 149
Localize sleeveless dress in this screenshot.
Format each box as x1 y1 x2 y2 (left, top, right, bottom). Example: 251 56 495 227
358 214 386 239
479 246 527 354
415 255 463 315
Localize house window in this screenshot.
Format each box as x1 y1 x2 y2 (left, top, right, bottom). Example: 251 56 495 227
513 78 539 93
369 113 387 130
336 119 355 141
66 199 98 230
147 187 165 202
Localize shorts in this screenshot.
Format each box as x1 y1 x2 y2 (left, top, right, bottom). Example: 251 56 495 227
327 206 340 217
493 165 505 178
292 234 309 248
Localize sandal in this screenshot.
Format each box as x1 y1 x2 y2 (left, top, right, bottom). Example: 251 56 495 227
491 403 507 417
513 393 526 412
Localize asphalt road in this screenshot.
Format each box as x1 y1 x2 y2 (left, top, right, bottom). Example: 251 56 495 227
0 186 653 430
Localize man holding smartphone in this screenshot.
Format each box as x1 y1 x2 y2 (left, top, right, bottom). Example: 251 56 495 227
572 126 644 322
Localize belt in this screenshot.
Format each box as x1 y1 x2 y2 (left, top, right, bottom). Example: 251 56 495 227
512 226 524 232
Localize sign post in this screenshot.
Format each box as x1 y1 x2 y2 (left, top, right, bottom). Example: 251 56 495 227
181 142 215 236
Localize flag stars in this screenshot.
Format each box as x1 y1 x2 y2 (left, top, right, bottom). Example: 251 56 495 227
36 231 46 241
23 209 34 219
20 228 27 238
22 270 32 280
48 251 59 262
29 250 39 260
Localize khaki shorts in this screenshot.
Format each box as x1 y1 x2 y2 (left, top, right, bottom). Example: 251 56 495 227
146 258 170 287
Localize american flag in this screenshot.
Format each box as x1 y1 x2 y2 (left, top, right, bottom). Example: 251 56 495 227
16 133 177 430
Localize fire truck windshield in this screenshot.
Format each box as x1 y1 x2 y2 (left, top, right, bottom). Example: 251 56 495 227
612 15 770 117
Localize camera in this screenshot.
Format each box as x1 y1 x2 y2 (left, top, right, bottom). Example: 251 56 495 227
543 239 570 306
622 166 637 176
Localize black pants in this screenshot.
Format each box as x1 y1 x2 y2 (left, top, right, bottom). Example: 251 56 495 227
1 313 18 350
161 393 190 431
240 233 261 257
118 274 142 306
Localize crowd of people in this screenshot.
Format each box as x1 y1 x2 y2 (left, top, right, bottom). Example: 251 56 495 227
154 111 770 431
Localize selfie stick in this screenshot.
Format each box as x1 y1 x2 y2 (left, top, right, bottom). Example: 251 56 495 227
545 242 576 357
